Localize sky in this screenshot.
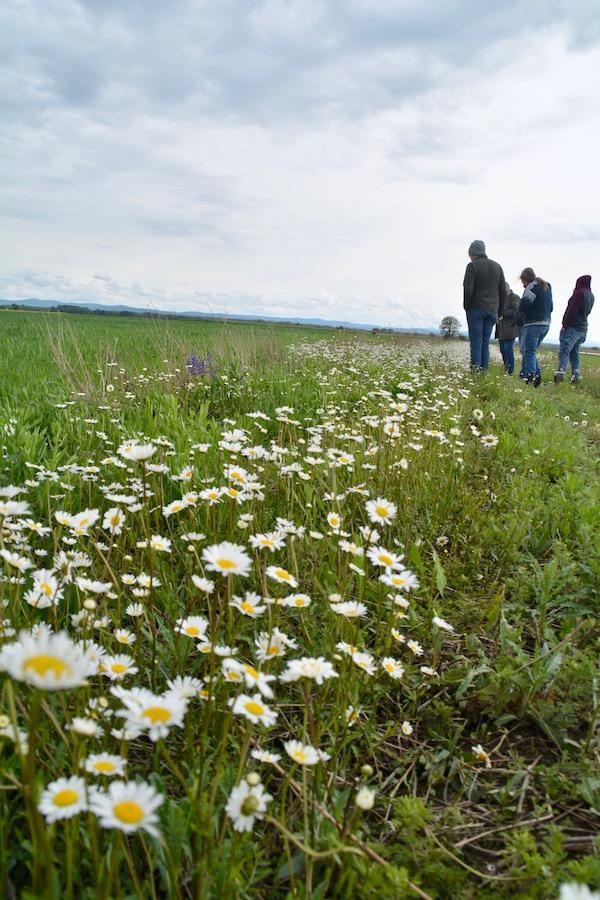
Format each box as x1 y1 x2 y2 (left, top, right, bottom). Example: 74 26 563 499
2 0 600 341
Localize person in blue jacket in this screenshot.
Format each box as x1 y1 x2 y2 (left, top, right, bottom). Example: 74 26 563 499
517 267 553 387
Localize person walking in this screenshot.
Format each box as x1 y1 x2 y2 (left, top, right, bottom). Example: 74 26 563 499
554 275 595 384
496 281 520 374
463 240 506 371
517 267 553 386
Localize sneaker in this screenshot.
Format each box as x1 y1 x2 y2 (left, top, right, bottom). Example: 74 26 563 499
553 371 565 384
570 373 581 385
533 373 541 388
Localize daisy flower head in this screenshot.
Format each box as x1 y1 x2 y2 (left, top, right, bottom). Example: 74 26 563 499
284 740 321 766
255 627 297 662
367 546 404 571
277 593 311 610
326 511 342 531
202 542 252 577
102 507 125 535
117 442 156 462
401 720 413 736
350 650 376 676
117 689 188 741
226 780 272 833
251 748 282 765
406 639 424 657
229 693 278 727
265 565 298 588
84 753 127 777
0 630 93 690
166 675 204 699
379 569 420 592
279 657 338 685
365 497 397 525
100 654 139 681
229 592 267 618
114 628 136 647
355 786 375 810
191 574 215 594
330 600 368 619
38 776 88 823
68 717 101 737
149 535 171 553
175 616 209 640
381 657 405 680
249 532 286 553
432 615 454 633
90 780 163 836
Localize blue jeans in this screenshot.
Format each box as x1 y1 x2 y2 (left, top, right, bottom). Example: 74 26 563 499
466 308 497 370
520 324 549 379
498 338 515 374
557 327 586 375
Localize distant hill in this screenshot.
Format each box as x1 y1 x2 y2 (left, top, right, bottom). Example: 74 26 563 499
0 298 437 334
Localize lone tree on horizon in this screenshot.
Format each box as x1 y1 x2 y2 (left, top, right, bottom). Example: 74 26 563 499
440 315 461 339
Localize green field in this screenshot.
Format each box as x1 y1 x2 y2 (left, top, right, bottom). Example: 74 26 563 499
0 310 599 899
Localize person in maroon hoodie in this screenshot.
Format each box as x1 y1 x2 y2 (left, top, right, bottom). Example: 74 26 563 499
554 275 595 384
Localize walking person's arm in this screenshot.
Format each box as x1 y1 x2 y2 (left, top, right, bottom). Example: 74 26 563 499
463 264 475 310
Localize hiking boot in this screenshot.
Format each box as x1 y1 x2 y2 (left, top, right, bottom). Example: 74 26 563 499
570 373 581 385
533 373 541 388
553 371 565 384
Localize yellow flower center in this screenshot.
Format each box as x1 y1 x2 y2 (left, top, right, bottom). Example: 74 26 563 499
244 701 264 716
375 506 389 518
185 626 200 636
53 789 79 807
40 582 54 596
244 664 259 679
266 646 280 656
260 539 274 546
143 706 171 724
111 663 127 674
293 751 307 763
93 761 116 773
113 801 144 825
378 554 393 566
241 601 254 613
111 514 121 526
275 569 290 580
216 558 236 570
24 655 70 679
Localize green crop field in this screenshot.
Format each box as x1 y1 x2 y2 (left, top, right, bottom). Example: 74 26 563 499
1 309 599 899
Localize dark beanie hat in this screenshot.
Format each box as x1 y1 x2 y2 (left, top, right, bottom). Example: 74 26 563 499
468 240 486 256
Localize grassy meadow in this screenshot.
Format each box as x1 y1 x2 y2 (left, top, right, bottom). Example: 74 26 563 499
0 309 599 899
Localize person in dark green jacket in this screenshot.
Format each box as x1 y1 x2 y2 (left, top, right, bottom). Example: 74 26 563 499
463 240 506 371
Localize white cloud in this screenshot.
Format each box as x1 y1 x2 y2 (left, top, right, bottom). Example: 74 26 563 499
1 1 600 341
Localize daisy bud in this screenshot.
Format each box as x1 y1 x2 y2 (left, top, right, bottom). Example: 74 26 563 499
360 764 374 778
83 599 97 610
246 773 261 787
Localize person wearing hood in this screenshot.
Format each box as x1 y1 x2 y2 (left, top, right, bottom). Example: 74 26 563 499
496 281 520 374
463 240 506 371
517 267 553 386
554 275 595 384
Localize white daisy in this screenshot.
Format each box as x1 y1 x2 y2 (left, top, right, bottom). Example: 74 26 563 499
90 780 163 836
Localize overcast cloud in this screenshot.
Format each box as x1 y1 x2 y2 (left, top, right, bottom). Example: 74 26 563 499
2 0 600 340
